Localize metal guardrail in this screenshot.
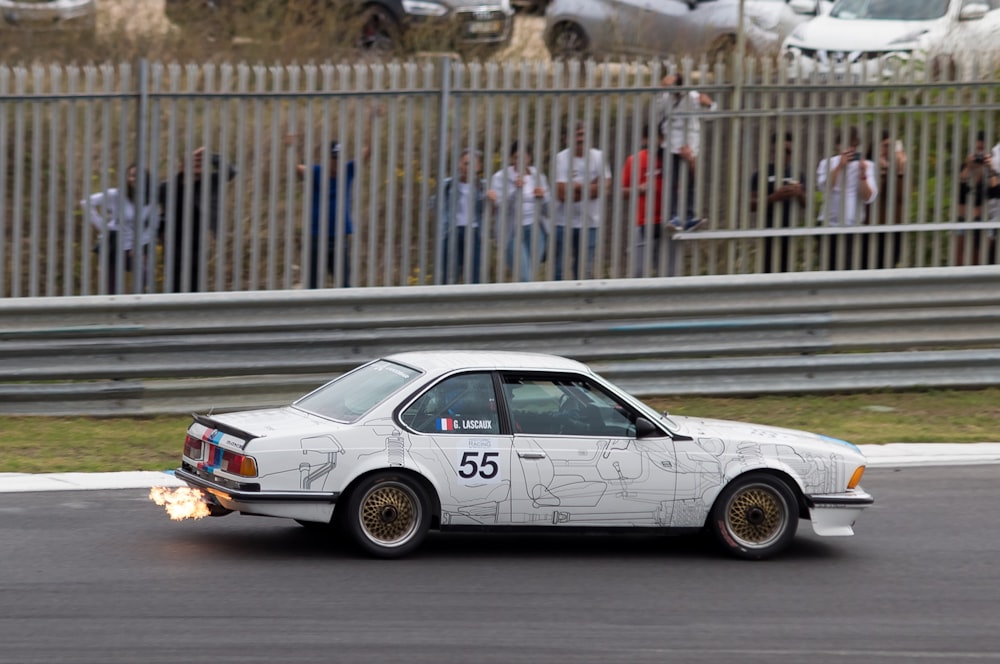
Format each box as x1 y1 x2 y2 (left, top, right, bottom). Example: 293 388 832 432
2 266 1000 415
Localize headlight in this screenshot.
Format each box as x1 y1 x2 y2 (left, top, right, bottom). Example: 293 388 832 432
402 0 448 17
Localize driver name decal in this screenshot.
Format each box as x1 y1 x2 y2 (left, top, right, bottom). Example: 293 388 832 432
437 417 494 432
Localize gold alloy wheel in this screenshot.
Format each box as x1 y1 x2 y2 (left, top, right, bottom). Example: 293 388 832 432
358 481 420 547
724 483 788 549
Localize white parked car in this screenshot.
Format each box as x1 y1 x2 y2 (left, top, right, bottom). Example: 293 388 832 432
0 0 95 32
173 350 874 560
781 0 1000 80
544 0 832 61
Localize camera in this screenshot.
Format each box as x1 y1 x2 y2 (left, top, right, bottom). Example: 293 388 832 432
849 152 861 162
974 153 986 164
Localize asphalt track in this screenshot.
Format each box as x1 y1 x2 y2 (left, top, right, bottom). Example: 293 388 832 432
0 447 999 664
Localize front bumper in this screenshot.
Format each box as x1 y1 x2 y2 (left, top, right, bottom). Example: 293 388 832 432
1 0 95 30
806 487 874 537
782 49 914 82
175 467 340 524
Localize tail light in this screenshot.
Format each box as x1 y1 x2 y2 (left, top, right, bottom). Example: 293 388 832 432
183 434 203 460
221 449 258 477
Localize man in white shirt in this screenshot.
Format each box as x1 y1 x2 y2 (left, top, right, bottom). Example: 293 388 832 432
554 122 611 280
817 126 878 269
658 72 715 230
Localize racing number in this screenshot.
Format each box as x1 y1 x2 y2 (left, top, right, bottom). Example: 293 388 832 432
458 451 500 479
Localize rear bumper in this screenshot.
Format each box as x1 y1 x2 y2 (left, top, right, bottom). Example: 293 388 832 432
175 467 340 524
1 0 95 29
806 487 874 537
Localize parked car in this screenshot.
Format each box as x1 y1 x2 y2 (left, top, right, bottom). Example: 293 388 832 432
163 0 515 56
543 0 831 61
171 350 873 560
0 0 96 32
781 0 1000 81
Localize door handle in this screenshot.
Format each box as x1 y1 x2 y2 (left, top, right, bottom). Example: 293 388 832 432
517 452 547 459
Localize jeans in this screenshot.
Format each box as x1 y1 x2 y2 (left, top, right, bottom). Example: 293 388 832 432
632 224 675 278
553 226 597 280
308 237 351 288
505 223 547 282
670 153 696 221
442 225 482 284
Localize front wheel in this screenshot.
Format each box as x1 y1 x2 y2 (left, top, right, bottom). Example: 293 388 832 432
546 22 588 60
345 473 430 558
709 474 798 560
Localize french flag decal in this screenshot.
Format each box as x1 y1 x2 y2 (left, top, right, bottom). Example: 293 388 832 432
437 418 455 431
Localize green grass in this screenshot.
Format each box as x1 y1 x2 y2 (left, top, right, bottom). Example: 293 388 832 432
3 387 998 474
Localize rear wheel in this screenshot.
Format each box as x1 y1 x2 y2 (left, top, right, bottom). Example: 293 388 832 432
546 22 588 60
356 6 400 55
709 474 798 560
345 473 430 558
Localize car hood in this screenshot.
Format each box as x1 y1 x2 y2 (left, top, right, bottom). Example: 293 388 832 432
669 414 865 459
787 15 939 50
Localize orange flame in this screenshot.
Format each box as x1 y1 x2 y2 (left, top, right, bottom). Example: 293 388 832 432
149 486 212 521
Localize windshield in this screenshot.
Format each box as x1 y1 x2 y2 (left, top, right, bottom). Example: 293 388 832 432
294 359 422 422
831 0 950 20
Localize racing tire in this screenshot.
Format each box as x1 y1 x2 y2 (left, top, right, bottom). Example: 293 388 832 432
345 473 430 558
709 474 798 560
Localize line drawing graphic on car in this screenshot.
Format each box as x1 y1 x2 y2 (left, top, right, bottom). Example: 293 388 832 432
166 350 874 560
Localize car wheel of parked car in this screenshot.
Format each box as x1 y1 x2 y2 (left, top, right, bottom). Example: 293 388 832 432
346 473 430 558
356 5 400 54
709 474 798 560
546 21 588 60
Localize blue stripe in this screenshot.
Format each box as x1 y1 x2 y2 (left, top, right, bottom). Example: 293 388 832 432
819 434 860 452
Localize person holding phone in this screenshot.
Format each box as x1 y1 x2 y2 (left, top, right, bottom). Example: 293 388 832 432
750 131 807 273
955 131 1000 265
817 126 878 270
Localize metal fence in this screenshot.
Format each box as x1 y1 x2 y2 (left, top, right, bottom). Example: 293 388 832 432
3 266 1000 415
2 57 1000 298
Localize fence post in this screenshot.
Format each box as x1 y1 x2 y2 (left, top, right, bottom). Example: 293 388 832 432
433 55 452 286
134 58 151 294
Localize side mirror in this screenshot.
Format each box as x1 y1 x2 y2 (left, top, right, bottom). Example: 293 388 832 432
635 417 661 439
959 3 988 20
788 0 818 15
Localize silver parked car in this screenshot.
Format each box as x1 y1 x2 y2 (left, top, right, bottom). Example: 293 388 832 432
0 0 96 32
544 0 830 61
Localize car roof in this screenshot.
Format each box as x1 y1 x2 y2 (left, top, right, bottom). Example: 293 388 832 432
384 350 593 375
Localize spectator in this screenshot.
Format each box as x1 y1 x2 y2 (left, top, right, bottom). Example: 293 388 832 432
621 124 670 277
158 147 237 293
955 131 1000 265
554 122 611 280
295 112 376 289
657 72 714 231
750 132 807 273
82 164 158 293
870 131 908 268
487 140 550 282
438 148 486 284
817 126 878 269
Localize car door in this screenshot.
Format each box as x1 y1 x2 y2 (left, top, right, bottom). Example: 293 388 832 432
398 371 514 527
604 0 692 57
500 371 678 529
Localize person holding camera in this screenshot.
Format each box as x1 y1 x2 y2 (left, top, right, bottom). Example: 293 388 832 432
158 147 237 293
955 131 1000 266
817 126 879 270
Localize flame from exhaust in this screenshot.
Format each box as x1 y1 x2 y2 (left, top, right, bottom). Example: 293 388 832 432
149 486 212 521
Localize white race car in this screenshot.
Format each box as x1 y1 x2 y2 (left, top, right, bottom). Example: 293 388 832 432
174 350 873 560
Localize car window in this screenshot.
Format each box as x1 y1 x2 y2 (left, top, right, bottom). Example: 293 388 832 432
831 0 950 19
294 359 421 422
400 372 500 435
501 374 636 438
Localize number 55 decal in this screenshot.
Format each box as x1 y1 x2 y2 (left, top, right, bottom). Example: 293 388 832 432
457 450 501 483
